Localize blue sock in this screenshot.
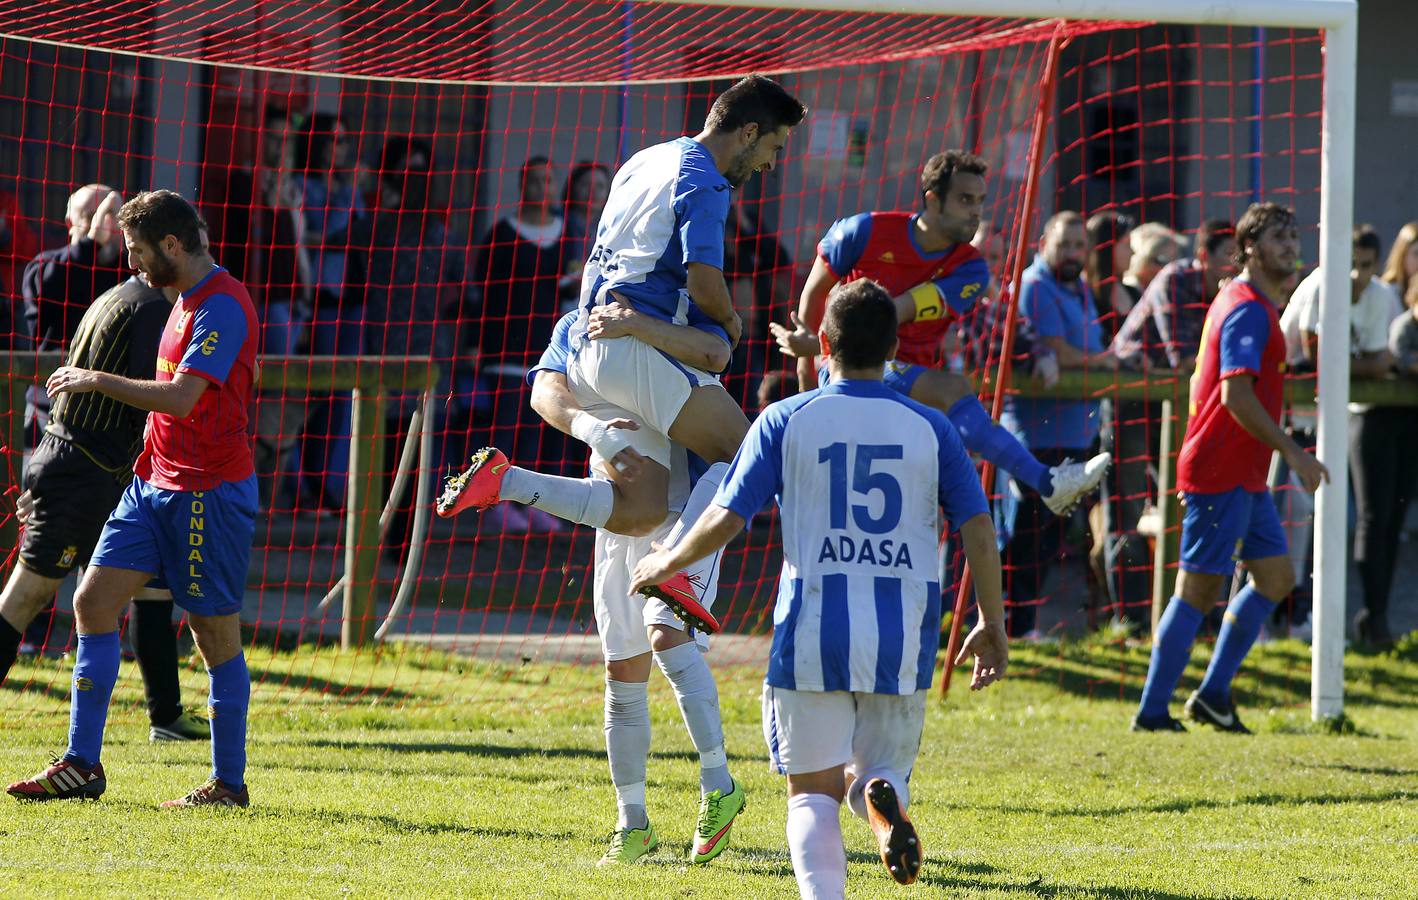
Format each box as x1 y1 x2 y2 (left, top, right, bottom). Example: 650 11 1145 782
208 653 250 789
1138 598 1205 720
65 631 121 769
1197 586 1278 706
946 396 1051 495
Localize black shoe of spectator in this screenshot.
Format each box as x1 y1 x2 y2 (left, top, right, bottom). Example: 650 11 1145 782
1184 691 1251 734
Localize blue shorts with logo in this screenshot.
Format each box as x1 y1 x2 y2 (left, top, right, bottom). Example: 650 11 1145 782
817 360 928 396
1179 487 1288 576
91 474 258 616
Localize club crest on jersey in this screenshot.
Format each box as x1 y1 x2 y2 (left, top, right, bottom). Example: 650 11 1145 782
817 534 914 570
58 545 77 568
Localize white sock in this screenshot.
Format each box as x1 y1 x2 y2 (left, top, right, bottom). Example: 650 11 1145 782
501 469 613 528
787 793 847 900
846 768 910 823
604 679 651 830
653 641 731 796
665 462 730 611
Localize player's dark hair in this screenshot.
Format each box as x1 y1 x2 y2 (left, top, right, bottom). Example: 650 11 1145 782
920 150 988 203
116 189 207 253
823 280 897 370
1353 223 1382 257
1234 202 1297 267
704 74 806 135
1197 219 1235 258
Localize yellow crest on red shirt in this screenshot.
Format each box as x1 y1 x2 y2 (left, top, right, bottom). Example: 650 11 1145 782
175 309 194 335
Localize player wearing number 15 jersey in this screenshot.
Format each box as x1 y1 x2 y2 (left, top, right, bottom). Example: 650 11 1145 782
632 280 1009 897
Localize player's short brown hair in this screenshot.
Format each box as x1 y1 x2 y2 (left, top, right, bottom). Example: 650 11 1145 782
705 74 807 135
920 150 988 201
823 280 897 370
116 190 206 253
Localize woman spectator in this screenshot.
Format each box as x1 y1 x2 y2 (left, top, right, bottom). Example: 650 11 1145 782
1348 222 1418 647
287 112 364 508
1085 210 1136 342
1118 222 1185 313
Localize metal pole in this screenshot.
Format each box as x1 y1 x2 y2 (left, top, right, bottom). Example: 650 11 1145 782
1311 12 1357 722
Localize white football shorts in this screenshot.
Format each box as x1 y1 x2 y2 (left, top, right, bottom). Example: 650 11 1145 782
594 516 711 661
567 333 720 469
761 685 928 777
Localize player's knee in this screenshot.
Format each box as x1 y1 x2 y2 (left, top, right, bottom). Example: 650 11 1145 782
604 657 649 683
911 369 968 412
647 623 691 653
1253 568 1294 603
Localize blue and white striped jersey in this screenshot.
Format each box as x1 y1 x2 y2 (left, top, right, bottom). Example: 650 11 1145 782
576 136 730 333
716 379 989 695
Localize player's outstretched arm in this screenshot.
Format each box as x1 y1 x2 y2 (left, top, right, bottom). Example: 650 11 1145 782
791 257 842 390
46 367 209 419
1220 374 1330 492
589 299 731 372
952 511 1008 690
629 504 745 593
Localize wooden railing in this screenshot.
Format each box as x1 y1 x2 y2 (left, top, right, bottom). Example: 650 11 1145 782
2 353 439 649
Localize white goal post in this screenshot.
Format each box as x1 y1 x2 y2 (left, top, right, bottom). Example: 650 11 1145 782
677 0 1358 722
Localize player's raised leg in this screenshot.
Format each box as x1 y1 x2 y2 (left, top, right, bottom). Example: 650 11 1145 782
6 564 150 801
906 367 1110 515
841 690 929 886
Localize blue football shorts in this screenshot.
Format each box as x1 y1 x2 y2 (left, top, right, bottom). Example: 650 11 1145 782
91 474 258 616
1179 487 1288 576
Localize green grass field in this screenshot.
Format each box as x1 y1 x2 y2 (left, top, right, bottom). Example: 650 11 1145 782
1 637 1416 899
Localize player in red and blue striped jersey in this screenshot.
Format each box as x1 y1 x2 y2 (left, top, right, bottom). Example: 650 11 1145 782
7 191 259 808
1133 203 1329 734
772 150 1109 516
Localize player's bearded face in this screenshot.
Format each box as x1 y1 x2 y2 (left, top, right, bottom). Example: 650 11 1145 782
131 239 179 287
1249 223 1300 281
724 125 788 188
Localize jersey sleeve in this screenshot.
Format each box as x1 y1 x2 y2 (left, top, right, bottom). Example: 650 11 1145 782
934 415 989 530
177 294 248 386
1218 300 1271 379
526 310 577 384
677 180 730 269
715 402 789 520
930 256 990 318
816 214 872 279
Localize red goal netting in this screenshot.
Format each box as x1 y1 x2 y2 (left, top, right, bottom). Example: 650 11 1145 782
0 2 1324 715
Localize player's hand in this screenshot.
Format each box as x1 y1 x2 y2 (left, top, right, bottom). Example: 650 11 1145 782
14 490 34 525
46 366 100 396
629 544 679 595
1287 449 1330 494
601 418 648 479
721 309 744 349
587 298 641 340
953 620 1008 690
769 313 821 359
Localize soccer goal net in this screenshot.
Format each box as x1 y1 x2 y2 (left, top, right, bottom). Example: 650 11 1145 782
0 0 1356 719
